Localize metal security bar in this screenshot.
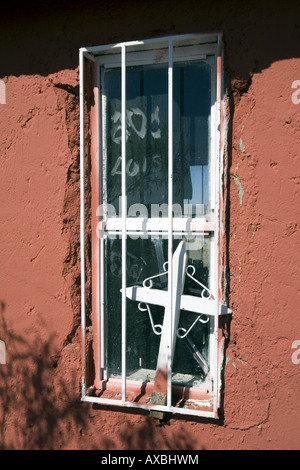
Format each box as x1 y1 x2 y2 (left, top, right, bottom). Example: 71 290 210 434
167 39 174 409
79 47 87 398
79 33 228 419
121 44 127 403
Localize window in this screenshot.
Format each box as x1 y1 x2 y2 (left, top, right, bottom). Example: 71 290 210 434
80 33 231 419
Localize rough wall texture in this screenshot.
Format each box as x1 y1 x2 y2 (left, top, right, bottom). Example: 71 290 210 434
0 0 300 450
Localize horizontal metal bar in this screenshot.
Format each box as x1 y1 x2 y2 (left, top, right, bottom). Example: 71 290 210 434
82 395 216 419
98 47 210 68
82 33 218 56
80 41 144 55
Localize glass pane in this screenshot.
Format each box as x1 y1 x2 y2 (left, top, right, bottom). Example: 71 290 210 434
105 235 211 386
105 64 168 215
104 60 211 219
173 61 211 216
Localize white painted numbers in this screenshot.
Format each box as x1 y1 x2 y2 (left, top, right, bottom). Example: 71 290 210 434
291 80 300 104
111 105 162 177
111 105 161 144
111 154 162 177
291 340 300 364
0 340 6 364
0 80 5 104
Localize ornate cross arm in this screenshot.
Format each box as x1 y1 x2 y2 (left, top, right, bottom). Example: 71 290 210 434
125 285 232 317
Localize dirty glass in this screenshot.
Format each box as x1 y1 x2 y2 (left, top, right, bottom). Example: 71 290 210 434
105 60 211 218
102 57 213 388
105 236 211 386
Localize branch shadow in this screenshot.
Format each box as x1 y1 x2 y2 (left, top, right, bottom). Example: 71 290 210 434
92 404 206 450
0 302 87 450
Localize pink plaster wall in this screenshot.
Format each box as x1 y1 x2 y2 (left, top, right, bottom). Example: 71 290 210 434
0 0 299 450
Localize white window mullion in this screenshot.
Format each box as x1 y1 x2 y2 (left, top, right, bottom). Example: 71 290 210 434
102 218 216 235
121 44 127 403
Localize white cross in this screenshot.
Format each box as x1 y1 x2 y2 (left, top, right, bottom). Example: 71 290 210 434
125 241 232 397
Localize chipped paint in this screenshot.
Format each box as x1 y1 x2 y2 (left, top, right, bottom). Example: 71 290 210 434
249 223 256 236
239 137 245 152
232 173 244 204
237 357 246 364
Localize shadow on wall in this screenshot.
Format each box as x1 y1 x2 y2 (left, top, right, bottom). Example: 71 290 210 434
0 0 299 80
0 301 86 450
102 422 205 451
90 404 207 450
0 300 205 451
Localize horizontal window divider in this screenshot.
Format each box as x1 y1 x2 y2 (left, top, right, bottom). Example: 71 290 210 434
98 217 215 234
99 231 211 238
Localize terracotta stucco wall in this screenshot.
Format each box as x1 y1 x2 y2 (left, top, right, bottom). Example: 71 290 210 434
0 0 299 450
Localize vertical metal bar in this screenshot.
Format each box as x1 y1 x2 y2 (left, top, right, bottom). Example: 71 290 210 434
79 49 87 399
100 237 105 379
212 33 222 416
167 39 173 408
205 52 218 410
121 44 127 403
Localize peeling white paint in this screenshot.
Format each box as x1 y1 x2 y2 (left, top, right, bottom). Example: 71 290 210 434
232 174 244 204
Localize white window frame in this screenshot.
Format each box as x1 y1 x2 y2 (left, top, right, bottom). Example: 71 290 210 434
79 33 231 419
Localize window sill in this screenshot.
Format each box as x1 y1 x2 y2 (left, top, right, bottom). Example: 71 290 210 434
87 377 214 415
